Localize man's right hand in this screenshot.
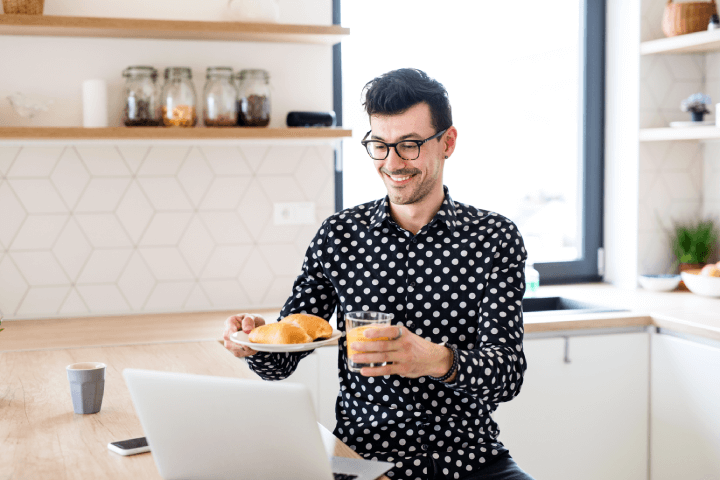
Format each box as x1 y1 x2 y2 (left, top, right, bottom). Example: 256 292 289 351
223 313 266 358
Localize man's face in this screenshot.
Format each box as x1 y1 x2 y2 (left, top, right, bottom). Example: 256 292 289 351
368 102 447 207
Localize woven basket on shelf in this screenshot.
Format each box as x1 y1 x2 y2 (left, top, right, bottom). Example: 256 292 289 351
662 0 717 37
2 0 44 14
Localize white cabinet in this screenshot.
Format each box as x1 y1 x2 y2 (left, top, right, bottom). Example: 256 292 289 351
651 333 720 480
280 346 339 431
492 333 649 480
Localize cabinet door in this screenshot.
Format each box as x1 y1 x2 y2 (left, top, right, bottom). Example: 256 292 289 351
651 334 720 480
492 333 649 480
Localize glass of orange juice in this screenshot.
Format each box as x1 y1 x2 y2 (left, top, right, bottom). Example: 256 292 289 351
345 311 394 372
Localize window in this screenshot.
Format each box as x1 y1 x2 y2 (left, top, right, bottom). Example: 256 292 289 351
335 0 604 283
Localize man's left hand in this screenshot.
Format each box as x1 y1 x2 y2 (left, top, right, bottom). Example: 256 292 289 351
350 325 453 379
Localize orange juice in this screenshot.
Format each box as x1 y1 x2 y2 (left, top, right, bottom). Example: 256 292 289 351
345 311 394 372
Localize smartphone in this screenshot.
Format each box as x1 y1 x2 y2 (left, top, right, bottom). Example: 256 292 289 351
107 437 150 456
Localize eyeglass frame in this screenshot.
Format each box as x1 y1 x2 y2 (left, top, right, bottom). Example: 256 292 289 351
360 127 449 161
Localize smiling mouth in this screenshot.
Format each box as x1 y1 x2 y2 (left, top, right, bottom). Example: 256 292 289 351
383 170 418 185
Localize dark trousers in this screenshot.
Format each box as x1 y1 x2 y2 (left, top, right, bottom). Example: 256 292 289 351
432 452 535 480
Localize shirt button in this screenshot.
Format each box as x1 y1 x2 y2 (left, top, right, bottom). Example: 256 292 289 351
421 444 429 451
410 282 416 287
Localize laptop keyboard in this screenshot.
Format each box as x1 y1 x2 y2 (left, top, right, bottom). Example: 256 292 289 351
333 474 358 480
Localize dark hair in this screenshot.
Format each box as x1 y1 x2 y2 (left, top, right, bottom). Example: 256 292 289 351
362 68 452 135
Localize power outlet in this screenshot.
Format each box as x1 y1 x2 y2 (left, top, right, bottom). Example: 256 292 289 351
273 202 316 225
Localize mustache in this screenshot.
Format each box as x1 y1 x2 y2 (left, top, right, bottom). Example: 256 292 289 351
380 168 421 176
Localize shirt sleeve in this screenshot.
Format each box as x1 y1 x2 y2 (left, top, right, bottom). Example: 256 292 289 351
438 219 528 404
245 221 338 381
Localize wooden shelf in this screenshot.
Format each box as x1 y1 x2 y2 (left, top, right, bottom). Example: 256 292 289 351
0 126 352 140
0 14 349 44
639 126 720 141
640 29 720 55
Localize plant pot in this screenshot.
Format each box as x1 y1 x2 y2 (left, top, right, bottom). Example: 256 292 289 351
691 111 706 122
2 0 44 14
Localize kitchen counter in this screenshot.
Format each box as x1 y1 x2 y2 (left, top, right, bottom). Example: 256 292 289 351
0 341 384 480
2 283 720 353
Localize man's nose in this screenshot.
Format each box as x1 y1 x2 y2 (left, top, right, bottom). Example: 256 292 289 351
383 147 407 171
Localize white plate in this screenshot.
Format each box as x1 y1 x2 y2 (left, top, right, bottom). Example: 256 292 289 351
229 330 342 352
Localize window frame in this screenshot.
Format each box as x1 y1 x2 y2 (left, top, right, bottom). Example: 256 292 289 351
332 0 605 284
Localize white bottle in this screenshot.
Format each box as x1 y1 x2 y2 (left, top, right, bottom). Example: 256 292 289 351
525 262 540 298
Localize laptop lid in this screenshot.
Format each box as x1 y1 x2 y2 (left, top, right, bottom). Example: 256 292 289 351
123 368 335 480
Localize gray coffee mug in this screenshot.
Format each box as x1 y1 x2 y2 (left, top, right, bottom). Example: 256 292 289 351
67 362 106 414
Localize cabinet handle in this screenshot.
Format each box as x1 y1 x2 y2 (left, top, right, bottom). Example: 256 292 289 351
563 336 571 364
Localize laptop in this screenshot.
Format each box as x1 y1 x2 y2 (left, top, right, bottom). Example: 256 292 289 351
123 369 393 480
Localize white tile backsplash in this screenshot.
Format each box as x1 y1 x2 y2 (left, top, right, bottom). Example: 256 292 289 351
0 142 334 319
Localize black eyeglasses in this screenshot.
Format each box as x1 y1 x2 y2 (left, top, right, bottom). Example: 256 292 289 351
361 128 449 161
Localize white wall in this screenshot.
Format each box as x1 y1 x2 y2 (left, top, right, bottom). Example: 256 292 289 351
0 1 337 319
604 0 641 288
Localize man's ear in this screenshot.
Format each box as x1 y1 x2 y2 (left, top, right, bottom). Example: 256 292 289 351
443 126 458 158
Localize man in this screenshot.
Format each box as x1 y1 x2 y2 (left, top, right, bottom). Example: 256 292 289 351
223 68 533 480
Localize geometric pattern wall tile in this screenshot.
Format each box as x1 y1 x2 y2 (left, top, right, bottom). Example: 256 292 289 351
138 177 193 211
116 146 150 174
50 148 91 209
200 211 252 245
201 146 251 176
0 142 336 319
0 181 26 249
116 181 154 244
139 246 194 281
178 215 216 277
11 251 69 286
236 179 273 242
200 244 252 280
144 281 195 312
238 145 270 173
202 278 249 309
199 176 251 211
184 283 212 311
16 285 70 316
76 213 133 248
10 214 67 251
76 248 133 284
7 146 63 177
139 212 193 247
0 146 20 175
52 218 93 281
117 252 156 310
257 145 305 175
138 146 190 176
0 254 28 315
238 247 275 304
58 287 89 316
77 284 130 313
75 145 131 176
75 177 131 212
177 148 214 207
11 179 67 213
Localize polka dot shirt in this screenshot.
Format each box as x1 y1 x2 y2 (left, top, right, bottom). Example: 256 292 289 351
246 186 528 480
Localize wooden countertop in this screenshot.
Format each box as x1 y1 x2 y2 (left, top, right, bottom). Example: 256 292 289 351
2 283 720 353
0 340 385 480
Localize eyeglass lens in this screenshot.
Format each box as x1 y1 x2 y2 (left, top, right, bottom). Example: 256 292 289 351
365 141 420 160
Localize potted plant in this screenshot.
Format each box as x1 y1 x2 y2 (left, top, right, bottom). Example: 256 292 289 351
672 219 719 273
681 93 712 122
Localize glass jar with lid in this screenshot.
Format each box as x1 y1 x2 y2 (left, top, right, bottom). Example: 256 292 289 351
235 69 271 127
122 66 160 126
160 67 197 127
203 67 238 127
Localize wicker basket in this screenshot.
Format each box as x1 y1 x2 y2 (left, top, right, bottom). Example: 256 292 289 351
662 0 717 37
2 0 44 14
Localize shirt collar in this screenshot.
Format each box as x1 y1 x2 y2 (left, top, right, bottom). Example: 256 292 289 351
368 186 459 234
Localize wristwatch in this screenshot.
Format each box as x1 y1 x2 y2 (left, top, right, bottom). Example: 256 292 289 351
428 342 458 382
